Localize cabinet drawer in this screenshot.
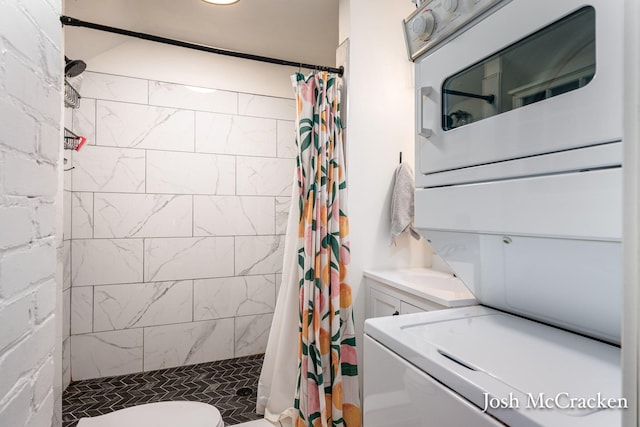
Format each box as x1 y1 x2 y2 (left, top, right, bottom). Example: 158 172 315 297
369 288 400 318
400 301 425 314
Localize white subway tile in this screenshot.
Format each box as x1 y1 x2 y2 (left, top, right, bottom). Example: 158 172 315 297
236 157 295 197
97 100 194 152
62 240 71 290
81 72 148 104
94 281 192 332
62 338 70 389
193 196 274 236
235 235 285 276
195 112 276 157
70 329 143 380
275 197 291 235
72 239 143 286
71 287 93 335
73 98 96 146
238 93 296 120
71 145 145 193
276 120 296 158
94 193 192 238
146 151 235 195
194 275 275 321
149 81 237 114
71 192 93 238
63 190 72 240
64 153 73 191
144 237 234 282
62 289 70 340
235 313 273 357
143 319 234 371
275 274 283 300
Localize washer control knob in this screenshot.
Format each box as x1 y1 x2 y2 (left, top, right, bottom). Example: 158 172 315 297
444 0 458 12
411 10 436 40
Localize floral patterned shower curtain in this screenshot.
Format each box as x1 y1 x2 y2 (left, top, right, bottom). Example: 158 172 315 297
292 71 361 427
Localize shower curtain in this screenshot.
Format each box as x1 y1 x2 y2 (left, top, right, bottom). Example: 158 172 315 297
257 71 361 427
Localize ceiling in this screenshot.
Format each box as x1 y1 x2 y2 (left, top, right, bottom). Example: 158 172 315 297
63 0 340 67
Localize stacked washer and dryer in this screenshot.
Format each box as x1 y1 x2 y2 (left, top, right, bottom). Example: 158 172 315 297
363 0 624 426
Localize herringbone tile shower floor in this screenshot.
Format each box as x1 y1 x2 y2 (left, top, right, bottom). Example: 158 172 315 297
62 354 264 427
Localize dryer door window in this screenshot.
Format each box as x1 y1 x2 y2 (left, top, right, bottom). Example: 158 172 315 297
442 6 595 131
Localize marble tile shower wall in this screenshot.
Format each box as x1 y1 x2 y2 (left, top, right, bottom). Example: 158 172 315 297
63 72 295 381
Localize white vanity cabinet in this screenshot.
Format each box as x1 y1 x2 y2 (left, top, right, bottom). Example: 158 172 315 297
365 269 476 319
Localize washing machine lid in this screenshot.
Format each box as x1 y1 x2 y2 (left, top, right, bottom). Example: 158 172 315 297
364 306 623 427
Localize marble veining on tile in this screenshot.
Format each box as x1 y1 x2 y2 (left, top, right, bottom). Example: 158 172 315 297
62 240 71 290
97 100 195 152
70 286 93 335
235 313 273 357
72 98 96 145
94 193 192 238
276 120 296 158
275 197 291 235
62 338 71 389
71 192 93 238
93 280 192 332
235 236 285 276
236 156 295 197
149 80 238 114
63 190 72 240
144 237 234 282
146 150 235 195
194 275 275 321
71 145 145 193
238 93 295 121
193 196 274 236
143 319 234 371
81 72 148 104
70 329 144 381
72 239 144 286
195 112 276 157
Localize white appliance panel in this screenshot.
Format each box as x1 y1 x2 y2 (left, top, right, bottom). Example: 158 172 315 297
415 168 622 241
363 335 505 427
364 308 623 427
415 0 622 185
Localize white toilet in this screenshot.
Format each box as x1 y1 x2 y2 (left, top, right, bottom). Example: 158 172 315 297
76 401 224 427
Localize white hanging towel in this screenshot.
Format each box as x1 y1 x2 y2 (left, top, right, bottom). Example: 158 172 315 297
390 162 421 244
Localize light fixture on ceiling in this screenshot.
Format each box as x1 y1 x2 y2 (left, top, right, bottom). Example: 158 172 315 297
201 0 240 5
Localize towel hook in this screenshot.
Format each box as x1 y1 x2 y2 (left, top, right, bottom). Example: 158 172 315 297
399 152 403 164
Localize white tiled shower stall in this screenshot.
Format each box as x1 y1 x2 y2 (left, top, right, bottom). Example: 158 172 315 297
62 71 296 383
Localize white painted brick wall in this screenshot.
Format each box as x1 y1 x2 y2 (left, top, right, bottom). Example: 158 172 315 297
0 1 62 427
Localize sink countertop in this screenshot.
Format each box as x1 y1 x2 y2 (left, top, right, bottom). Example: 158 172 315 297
364 268 477 308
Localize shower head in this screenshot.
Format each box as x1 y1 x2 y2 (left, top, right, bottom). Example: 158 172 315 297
64 56 86 78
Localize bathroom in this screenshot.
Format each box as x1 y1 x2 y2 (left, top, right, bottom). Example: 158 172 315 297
0 0 639 426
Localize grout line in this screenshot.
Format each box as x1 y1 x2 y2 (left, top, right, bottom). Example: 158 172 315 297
90 285 95 333
91 192 95 239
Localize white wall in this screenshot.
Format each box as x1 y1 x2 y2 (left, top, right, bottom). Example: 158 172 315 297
342 0 432 370
82 38 300 99
622 0 640 424
0 1 62 426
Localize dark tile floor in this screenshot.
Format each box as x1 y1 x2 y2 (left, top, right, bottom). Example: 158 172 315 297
62 354 264 427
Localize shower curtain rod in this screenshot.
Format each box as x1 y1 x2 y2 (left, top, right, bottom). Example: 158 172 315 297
60 16 344 77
